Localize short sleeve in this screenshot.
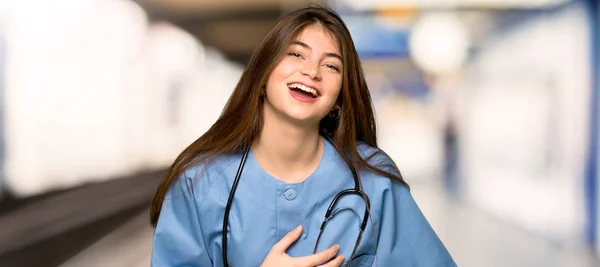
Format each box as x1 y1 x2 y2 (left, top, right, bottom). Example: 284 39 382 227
375 181 456 266
151 171 213 267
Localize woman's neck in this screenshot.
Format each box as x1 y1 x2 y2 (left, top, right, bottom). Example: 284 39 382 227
252 111 323 183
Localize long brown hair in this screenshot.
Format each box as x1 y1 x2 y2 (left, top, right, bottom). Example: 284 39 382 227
150 6 408 227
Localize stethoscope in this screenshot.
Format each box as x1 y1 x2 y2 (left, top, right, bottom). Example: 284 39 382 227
222 138 371 266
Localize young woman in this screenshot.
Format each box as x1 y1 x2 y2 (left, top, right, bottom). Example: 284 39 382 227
150 6 456 267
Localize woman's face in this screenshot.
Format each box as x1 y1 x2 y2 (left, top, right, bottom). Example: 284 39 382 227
263 24 343 127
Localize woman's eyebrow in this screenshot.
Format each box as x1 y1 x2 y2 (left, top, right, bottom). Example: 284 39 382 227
290 40 343 61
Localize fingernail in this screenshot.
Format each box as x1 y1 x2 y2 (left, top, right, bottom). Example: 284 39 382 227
295 225 302 231
334 244 340 249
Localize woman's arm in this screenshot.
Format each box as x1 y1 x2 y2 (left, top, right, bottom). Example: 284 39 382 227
375 180 456 267
151 172 213 267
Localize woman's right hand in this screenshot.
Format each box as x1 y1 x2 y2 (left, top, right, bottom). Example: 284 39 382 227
260 225 345 267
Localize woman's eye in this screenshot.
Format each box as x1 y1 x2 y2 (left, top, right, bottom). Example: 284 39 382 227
325 64 340 72
288 52 303 59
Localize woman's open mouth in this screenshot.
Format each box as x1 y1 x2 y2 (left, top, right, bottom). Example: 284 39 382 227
288 83 319 103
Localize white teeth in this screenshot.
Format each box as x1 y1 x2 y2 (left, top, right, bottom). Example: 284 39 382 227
288 83 318 97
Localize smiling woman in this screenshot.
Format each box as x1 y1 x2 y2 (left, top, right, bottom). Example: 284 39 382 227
263 24 343 131
150 5 456 267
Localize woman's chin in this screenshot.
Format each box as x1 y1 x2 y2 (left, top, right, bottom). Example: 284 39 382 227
284 113 323 127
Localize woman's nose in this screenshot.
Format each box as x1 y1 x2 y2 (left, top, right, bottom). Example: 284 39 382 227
300 67 321 80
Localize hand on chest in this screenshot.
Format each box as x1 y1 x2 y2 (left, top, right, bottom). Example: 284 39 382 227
226 178 378 266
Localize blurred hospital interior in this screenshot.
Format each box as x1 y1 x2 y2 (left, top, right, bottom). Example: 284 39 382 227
0 0 599 266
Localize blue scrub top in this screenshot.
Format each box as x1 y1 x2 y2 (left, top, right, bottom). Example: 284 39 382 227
151 138 456 266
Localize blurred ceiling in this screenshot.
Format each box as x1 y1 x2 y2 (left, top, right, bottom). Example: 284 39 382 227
135 0 570 64
141 0 316 18
136 0 319 63
342 0 569 10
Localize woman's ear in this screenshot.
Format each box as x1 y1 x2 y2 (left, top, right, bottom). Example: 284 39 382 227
327 104 340 119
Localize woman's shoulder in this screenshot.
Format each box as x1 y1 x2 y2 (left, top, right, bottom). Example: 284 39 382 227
169 152 241 202
181 152 240 182
355 142 406 189
356 142 397 172
180 153 241 188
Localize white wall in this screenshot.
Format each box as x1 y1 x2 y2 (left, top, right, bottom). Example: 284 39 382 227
1 0 243 197
457 4 592 243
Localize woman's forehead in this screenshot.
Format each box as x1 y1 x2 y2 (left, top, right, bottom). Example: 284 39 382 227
291 25 341 55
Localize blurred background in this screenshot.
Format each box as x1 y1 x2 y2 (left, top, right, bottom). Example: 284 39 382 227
0 0 599 266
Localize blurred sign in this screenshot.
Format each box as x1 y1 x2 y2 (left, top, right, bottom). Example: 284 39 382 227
342 15 410 58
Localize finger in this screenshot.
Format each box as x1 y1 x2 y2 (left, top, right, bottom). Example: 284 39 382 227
270 225 303 253
320 254 345 267
298 244 340 266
